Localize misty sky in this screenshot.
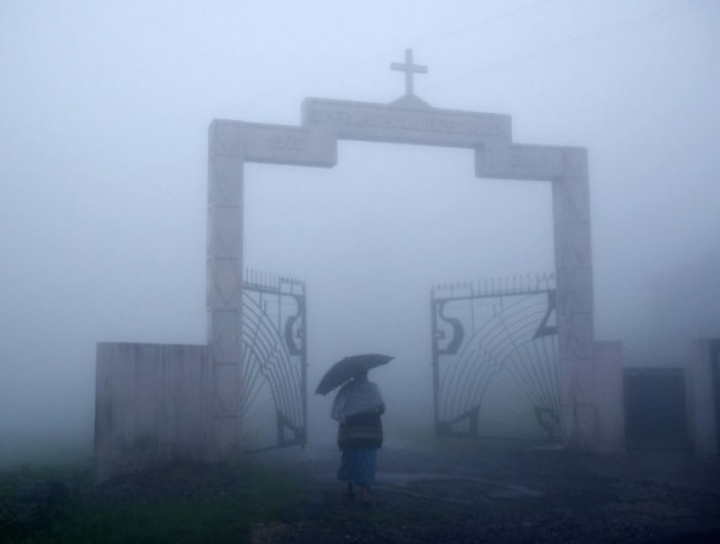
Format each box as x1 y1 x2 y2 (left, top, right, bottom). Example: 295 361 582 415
1 0 719 458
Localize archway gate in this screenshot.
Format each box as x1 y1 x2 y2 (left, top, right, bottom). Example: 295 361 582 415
207 52 601 460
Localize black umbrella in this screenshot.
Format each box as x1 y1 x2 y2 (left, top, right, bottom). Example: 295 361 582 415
315 353 393 395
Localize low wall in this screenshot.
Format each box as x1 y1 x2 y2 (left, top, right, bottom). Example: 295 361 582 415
94 342 209 483
688 340 718 455
593 341 625 453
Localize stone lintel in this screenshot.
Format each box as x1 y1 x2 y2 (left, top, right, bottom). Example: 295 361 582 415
209 119 337 167
302 97 511 148
242 122 337 167
475 143 566 181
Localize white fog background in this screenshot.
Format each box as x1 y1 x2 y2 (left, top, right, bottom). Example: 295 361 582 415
1 0 719 464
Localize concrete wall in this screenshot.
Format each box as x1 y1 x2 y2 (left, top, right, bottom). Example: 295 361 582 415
94 342 209 482
687 339 718 455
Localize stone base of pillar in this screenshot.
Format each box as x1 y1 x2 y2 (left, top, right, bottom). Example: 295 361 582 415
559 341 625 453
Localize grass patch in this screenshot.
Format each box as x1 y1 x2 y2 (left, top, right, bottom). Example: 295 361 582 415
0 463 93 497
1 462 303 544
42 498 283 544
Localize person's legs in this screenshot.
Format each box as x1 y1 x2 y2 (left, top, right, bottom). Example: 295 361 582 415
355 449 377 505
338 450 356 499
361 486 372 506
339 449 378 504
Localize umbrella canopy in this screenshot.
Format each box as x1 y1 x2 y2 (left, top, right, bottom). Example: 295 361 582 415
315 353 393 395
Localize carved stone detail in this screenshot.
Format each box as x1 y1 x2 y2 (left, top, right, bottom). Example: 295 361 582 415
553 180 591 222
476 143 563 181
208 206 240 258
209 311 241 363
559 360 598 450
208 258 242 310
556 225 593 268
303 97 511 148
551 158 596 449
562 147 589 180
208 155 243 206
207 122 244 461
242 123 337 167
555 268 593 313
211 361 240 417
209 120 243 158
558 311 595 360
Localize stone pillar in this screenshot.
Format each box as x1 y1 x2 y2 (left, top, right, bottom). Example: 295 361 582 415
552 147 598 449
206 120 244 461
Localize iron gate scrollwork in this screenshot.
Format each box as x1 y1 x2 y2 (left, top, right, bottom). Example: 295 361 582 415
432 274 560 441
241 270 306 453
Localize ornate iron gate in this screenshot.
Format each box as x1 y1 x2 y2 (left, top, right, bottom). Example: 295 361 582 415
241 271 306 453
431 274 560 440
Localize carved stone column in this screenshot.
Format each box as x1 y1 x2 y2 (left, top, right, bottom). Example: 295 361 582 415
552 147 597 449
206 120 244 461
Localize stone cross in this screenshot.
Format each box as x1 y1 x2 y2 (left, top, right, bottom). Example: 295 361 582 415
391 49 427 96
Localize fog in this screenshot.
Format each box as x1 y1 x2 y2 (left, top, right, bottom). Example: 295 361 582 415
1 0 719 464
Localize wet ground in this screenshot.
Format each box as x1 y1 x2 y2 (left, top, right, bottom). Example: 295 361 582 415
5 438 717 543
250 438 720 543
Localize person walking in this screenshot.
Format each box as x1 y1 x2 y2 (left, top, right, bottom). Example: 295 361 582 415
331 369 385 506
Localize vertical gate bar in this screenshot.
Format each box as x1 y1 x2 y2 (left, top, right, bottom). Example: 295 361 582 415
430 290 441 436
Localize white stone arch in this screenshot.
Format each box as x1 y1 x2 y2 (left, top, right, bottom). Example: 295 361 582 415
206 85 602 460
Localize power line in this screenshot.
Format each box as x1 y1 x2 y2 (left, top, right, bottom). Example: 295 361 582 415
427 0 706 90
238 0 705 111
237 0 563 110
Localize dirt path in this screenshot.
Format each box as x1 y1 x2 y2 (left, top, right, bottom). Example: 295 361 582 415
250 439 720 543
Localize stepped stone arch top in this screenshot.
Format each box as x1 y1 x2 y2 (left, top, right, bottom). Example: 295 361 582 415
207 51 599 459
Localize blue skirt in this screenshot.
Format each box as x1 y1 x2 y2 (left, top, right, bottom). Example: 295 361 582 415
337 448 377 488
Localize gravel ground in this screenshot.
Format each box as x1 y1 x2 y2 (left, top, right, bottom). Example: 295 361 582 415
6 439 718 543
247 439 720 544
